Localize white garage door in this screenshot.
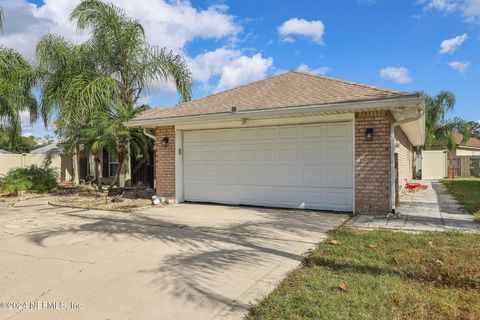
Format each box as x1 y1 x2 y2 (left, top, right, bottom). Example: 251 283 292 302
183 122 354 211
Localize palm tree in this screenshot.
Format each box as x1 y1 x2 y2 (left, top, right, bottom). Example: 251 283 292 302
0 47 37 142
418 90 471 158
35 34 104 185
85 104 152 188
65 0 192 187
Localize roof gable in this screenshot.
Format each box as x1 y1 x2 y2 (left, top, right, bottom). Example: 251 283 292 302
135 70 412 120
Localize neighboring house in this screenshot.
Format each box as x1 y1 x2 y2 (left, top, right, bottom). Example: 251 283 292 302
126 71 425 214
0 149 12 154
431 133 480 156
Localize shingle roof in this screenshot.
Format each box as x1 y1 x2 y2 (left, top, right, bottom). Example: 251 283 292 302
134 70 413 121
454 133 480 149
30 143 64 155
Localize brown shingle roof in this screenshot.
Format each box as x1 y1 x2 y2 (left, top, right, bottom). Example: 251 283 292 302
134 70 413 121
454 132 480 149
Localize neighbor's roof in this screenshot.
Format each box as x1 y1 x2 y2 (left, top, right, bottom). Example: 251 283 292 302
0 149 12 154
30 143 64 155
453 133 480 149
133 70 414 121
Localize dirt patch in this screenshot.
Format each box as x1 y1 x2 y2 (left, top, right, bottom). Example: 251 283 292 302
49 187 160 212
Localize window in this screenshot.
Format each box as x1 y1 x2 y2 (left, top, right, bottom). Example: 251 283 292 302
109 152 119 177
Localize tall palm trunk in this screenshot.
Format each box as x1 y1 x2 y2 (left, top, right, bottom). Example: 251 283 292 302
110 144 126 189
72 145 81 186
94 150 103 189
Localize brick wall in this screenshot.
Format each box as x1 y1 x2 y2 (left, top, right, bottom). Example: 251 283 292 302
394 126 414 191
355 111 392 214
155 126 176 198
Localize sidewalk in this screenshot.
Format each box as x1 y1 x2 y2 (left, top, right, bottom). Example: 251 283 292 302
346 180 479 232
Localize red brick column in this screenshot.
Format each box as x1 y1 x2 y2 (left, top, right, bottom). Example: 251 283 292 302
155 126 176 199
355 111 392 214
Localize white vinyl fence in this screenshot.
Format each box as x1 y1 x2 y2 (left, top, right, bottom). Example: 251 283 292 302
0 153 73 181
421 150 447 179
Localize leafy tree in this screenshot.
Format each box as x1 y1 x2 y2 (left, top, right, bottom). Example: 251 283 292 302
0 130 39 153
467 121 480 138
0 47 37 140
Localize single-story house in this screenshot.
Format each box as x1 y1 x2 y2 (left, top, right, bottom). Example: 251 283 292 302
126 71 425 214
0 149 12 154
431 132 480 156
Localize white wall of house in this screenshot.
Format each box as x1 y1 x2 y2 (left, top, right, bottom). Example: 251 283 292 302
456 148 480 156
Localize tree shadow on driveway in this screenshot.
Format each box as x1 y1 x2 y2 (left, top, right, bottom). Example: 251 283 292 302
26 205 348 309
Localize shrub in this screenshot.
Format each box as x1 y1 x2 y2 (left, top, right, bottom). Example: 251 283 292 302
475 212 480 223
0 166 58 195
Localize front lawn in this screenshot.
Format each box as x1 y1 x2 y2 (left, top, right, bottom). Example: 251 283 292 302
246 229 480 320
441 178 480 221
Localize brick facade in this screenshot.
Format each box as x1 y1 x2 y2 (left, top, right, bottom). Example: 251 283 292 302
155 126 176 198
355 111 392 214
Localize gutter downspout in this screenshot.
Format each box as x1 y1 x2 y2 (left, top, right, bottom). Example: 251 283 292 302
389 108 424 217
143 128 156 142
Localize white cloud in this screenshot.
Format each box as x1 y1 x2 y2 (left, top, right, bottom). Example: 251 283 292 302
189 48 273 92
278 18 325 44
296 63 330 75
0 0 241 59
379 66 412 84
463 0 480 21
2 0 267 100
423 0 458 12
419 0 480 22
448 60 470 73
440 33 468 54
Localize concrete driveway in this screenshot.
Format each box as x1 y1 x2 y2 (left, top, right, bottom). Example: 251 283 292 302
0 198 348 320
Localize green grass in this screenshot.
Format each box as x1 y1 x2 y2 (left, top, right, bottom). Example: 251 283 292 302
441 178 480 217
246 229 480 320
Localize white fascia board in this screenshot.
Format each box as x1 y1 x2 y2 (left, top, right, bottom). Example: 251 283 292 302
125 96 423 128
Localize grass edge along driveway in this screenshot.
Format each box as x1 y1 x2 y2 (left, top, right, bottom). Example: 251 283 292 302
441 178 480 222
246 228 480 320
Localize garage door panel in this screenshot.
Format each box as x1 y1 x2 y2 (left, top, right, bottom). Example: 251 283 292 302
183 122 354 211
258 127 277 139
326 143 353 163
185 184 238 204
279 126 299 139
326 122 352 137
301 124 324 138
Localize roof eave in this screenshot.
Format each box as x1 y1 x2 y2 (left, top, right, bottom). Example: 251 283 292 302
125 95 422 128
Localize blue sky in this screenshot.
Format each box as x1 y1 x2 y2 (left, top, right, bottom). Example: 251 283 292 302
1 0 479 137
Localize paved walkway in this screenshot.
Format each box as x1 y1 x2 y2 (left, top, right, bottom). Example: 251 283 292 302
346 180 479 232
0 197 348 320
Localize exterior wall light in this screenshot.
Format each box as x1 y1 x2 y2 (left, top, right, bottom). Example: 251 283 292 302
365 128 374 141
161 137 169 147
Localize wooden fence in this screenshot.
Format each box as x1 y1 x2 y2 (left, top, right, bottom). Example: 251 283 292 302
452 156 480 178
